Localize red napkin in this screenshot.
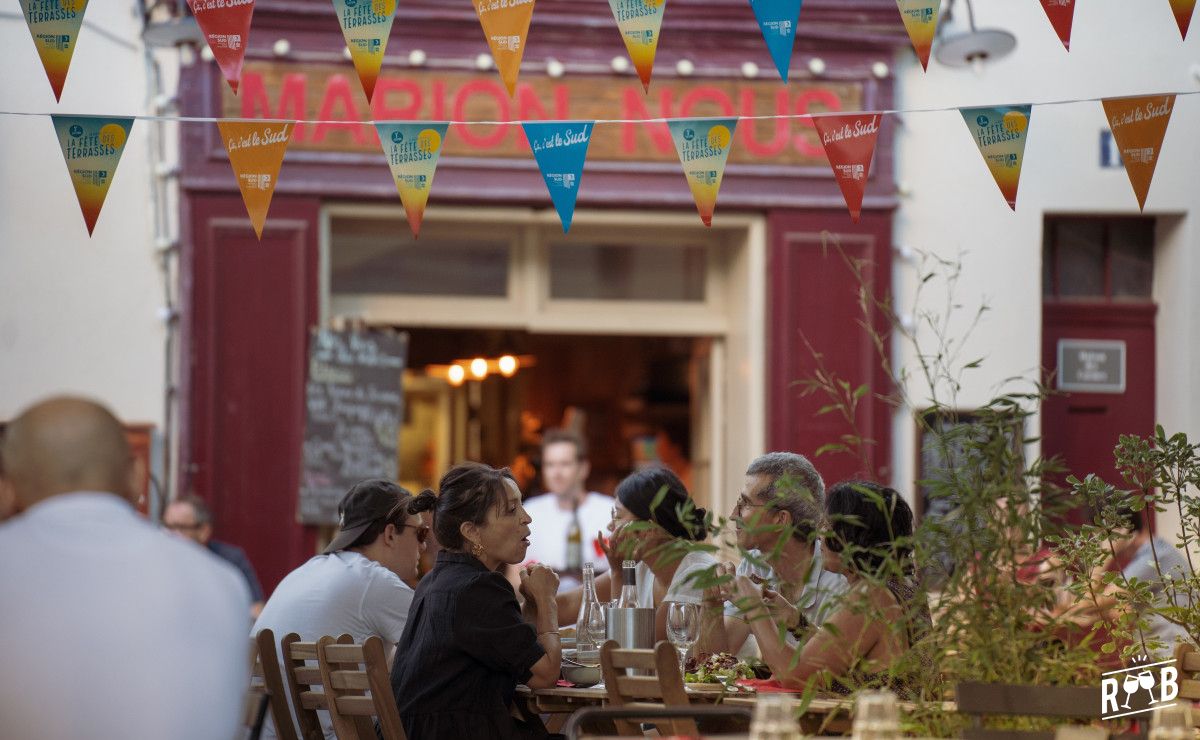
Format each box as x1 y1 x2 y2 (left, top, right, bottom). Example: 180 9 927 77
556 679 575 688
735 678 804 693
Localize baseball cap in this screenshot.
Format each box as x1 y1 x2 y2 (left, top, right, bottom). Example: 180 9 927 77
323 479 409 554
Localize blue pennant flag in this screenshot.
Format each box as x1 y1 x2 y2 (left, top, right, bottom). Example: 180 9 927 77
749 0 803 81
522 121 593 232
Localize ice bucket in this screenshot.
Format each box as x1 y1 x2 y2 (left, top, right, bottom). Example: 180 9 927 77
605 606 656 649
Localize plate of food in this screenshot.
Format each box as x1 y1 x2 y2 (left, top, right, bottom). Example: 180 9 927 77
683 653 768 690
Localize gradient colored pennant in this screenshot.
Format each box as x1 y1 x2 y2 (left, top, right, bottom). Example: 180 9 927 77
217 120 293 239
523 121 593 233
473 0 536 97
332 0 397 102
895 0 939 71
1102 95 1175 211
1038 0 1075 50
51 115 133 235
186 0 254 93
813 113 881 222
960 106 1033 210
668 118 738 227
375 122 449 238
20 0 90 101
1169 0 1195 38
608 0 667 92
749 0 803 81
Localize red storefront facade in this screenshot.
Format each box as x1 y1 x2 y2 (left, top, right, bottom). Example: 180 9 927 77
178 0 906 591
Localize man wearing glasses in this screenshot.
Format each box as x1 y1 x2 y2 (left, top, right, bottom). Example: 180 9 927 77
252 479 432 740
163 494 266 618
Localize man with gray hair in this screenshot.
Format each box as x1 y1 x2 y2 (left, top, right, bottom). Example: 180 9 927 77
701 451 848 656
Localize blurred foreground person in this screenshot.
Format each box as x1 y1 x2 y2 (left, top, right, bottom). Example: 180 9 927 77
0 397 250 740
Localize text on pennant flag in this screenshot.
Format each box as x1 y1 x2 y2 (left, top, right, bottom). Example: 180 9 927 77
1101 95 1175 211
668 117 738 227
332 0 397 103
187 0 255 94
1038 0 1075 51
960 105 1033 211
217 120 294 239
522 121 594 233
812 113 881 222
375 122 449 238
895 0 939 71
608 0 667 92
51 115 133 236
473 0 537 97
748 0 803 82
20 0 90 101
1169 0 1195 38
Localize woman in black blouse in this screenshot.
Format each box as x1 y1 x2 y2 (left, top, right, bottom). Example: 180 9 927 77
389 462 562 739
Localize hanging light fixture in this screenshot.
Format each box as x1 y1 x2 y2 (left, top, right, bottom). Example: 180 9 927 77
934 0 1017 73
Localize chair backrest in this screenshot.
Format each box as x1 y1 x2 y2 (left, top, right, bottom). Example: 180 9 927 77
598 639 696 737
955 682 1146 740
317 635 407 740
245 634 268 731
281 632 353 740
255 629 300 740
1175 643 1200 703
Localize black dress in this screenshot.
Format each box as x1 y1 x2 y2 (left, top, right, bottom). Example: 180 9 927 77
390 550 547 740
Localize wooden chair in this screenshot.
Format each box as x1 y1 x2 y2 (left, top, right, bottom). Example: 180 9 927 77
254 629 300 740
316 635 407 740
598 639 697 737
1174 643 1200 726
244 634 269 734
282 632 353 740
955 682 1148 740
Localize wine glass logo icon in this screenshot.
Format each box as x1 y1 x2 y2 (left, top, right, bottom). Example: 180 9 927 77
1120 672 1140 709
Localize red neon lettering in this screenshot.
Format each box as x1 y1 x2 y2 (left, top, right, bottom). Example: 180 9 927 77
515 84 570 149
453 80 510 148
240 71 308 141
794 89 841 158
312 75 370 146
431 81 446 121
678 87 735 118
738 89 789 157
620 87 674 154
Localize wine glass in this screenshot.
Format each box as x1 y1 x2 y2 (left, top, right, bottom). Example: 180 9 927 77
665 601 700 677
1121 672 1141 709
1138 669 1158 704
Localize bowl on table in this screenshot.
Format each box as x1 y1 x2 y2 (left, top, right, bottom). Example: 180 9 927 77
561 648 601 688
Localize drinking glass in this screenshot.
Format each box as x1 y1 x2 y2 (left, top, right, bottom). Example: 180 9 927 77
665 601 700 676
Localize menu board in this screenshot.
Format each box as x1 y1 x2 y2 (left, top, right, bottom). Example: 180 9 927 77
298 328 408 524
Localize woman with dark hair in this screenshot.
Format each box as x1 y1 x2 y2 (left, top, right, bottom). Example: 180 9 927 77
389 462 562 739
735 480 933 696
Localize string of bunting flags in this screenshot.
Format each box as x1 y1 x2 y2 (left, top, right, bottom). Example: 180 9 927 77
10 89 1190 237
19 0 1197 103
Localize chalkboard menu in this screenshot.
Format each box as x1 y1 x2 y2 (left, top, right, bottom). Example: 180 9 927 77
298 329 408 524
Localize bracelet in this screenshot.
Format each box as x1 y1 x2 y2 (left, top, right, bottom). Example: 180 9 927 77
538 630 560 638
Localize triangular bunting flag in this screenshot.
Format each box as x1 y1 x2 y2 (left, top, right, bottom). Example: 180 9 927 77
51 115 133 235
473 0 537 97
895 0 940 71
1038 0 1075 50
20 0 90 101
375 122 449 238
217 120 293 239
960 106 1033 210
668 118 738 227
813 113 881 222
522 121 593 233
1169 0 1195 38
1101 95 1176 211
608 0 668 92
332 0 397 102
748 0 803 82
186 0 255 93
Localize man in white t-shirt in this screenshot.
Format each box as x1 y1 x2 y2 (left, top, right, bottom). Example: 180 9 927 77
522 428 612 590
253 479 432 740
0 397 250 740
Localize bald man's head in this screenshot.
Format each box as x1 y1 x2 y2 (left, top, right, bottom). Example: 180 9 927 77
1 397 134 510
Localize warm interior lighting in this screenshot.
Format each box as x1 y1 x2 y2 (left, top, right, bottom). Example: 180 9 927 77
447 364 466 386
498 355 518 377
470 358 488 379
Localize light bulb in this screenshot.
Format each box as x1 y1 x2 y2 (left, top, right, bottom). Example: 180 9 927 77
546 58 565 78
611 56 630 73
498 355 518 377
475 53 493 71
470 358 488 379
272 39 291 57
408 49 427 66
675 59 695 76
448 365 466 386
741 61 759 79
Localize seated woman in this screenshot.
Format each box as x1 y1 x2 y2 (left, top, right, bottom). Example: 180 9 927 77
557 466 719 643
735 480 933 697
389 463 561 740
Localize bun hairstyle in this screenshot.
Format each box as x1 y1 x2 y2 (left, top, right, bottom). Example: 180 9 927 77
615 466 707 541
431 462 516 550
409 488 437 515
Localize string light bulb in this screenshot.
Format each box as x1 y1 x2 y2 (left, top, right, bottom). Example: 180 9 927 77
447 364 466 386
498 355 518 377
470 358 488 379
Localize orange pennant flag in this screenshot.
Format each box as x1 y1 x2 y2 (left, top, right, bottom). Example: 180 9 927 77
217 121 294 239
1101 95 1175 211
473 0 536 96
21 0 90 101
895 0 940 71
1169 0 1195 38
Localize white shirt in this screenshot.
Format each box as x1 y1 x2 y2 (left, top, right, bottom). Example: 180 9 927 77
523 491 613 577
0 492 251 740
252 550 414 740
636 549 720 607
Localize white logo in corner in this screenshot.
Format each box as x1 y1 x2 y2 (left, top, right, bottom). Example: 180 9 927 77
1100 657 1178 720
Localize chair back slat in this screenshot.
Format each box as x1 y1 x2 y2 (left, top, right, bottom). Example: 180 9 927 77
330 670 372 692
254 629 300 740
293 667 323 684
244 636 267 728
333 696 377 714
282 633 353 740
613 675 672 699
1176 644 1200 712
598 639 697 737
317 635 407 740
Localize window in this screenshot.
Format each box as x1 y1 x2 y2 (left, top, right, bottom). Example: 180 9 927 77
1042 217 1154 301
548 242 707 302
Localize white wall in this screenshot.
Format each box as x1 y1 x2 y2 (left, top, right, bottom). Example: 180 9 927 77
891 0 1200 545
0 3 168 427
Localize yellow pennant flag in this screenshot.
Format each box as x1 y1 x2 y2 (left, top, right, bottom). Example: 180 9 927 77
217 121 294 239
51 115 133 236
473 0 536 96
21 0 90 101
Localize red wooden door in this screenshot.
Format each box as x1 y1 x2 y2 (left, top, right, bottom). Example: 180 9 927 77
767 211 893 485
183 194 320 594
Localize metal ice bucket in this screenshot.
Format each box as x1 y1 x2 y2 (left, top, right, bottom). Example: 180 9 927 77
605 606 656 650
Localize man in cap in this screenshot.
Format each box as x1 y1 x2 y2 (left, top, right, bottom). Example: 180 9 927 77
0 397 250 740
252 479 432 740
